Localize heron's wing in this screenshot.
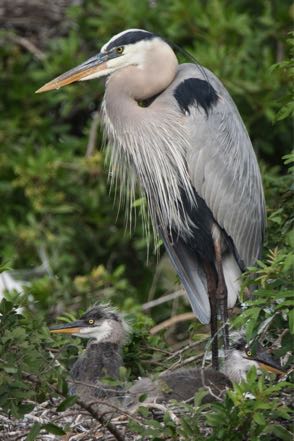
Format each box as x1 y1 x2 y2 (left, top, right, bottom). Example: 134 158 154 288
176 64 265 267
160 229 210 324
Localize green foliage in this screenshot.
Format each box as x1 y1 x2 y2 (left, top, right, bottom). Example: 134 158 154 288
233 155 293 364
205 368 292 440
129 369 292 441
0 295 65 418
26 422 66 440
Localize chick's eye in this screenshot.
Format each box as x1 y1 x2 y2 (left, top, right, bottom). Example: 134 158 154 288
88 319 94 325
246 350 252 357
116 46 124 54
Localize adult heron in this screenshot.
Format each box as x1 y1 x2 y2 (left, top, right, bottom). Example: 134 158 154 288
37 29 265 368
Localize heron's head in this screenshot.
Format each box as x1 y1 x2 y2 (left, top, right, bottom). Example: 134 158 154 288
36 29 176 93
49 304 129 344
224 338 285 383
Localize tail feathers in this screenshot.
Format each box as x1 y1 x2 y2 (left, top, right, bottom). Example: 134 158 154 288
161 232 210 324
222 253 241 308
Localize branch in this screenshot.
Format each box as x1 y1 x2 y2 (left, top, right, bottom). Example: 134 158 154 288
7 33 46 60
150 312 196 335
22 372 126 441
140 402 180 424
165 353 204 373
142 290 184 311
74 398 126 441
166 337 209 360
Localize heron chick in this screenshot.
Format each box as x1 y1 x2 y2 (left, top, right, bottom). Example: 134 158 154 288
50 305 284 409
50 304 129 402
40 28 266 369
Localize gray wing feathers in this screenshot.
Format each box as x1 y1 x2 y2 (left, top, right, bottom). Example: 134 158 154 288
161 231 210 324
222 253 241 308
183 65 265 267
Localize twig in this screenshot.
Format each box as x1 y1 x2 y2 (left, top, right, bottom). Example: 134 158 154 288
150 312 196 335
74 398 126 441
86 111 100 157
272 328 288 350
22 372 126 441
166 353 204 372
201 320 231 369
71 379 125 397
200 369 223 402
7 33 46 60
167 337 209 360
146 263 163 302
142 289 184 311
82 398 137 421
140 402 180 424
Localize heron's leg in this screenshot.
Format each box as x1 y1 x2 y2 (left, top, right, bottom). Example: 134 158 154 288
214 239 229 351
203 262 219 370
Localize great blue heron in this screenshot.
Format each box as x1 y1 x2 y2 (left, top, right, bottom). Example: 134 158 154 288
38 29 265 369
50 304 129 402
50 305 284 408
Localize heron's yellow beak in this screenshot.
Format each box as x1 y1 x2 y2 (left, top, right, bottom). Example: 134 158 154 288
36 53 109 93
50 327 81 334
257 362 285 376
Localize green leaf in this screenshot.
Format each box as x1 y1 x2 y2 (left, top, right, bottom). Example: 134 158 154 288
42 423 66 436
138 406 149 417
269 425 293 441
132 197 145 208
3 366 18 373
253 412 266 426
56 395 77 412
288 309 294 334
138 392 148 402
26 423 41 441
18 403 35 415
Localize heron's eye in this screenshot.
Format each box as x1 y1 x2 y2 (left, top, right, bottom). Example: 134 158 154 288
88 319 95 325
246 349 252 357
116 46 124 54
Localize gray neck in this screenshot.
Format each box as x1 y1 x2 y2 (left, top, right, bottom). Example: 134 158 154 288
107 41 178 100
103 42 178 130
71 341 123 383
100 319 126 344
102 49 195 239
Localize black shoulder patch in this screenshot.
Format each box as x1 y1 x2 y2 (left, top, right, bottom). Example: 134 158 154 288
106 30 155 51
174 78 218 116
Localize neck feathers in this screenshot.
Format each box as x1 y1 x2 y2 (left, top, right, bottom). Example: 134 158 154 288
102 57 196 241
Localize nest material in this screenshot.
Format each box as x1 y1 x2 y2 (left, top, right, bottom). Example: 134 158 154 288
0 0 80 46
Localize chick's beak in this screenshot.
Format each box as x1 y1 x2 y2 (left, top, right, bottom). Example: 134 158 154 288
253 350 285 376
36 52 108 93
49 319 86 335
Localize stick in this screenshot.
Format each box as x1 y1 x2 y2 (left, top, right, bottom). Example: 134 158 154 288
8 34 46 60
150 312 195 335
22 372 126 441
142 290 184 311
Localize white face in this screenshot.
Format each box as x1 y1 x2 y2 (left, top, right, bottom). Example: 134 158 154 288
73 320 112 341
80 37 161 82
224 349 259 383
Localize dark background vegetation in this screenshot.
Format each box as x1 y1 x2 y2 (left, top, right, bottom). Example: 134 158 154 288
0 1 293 440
